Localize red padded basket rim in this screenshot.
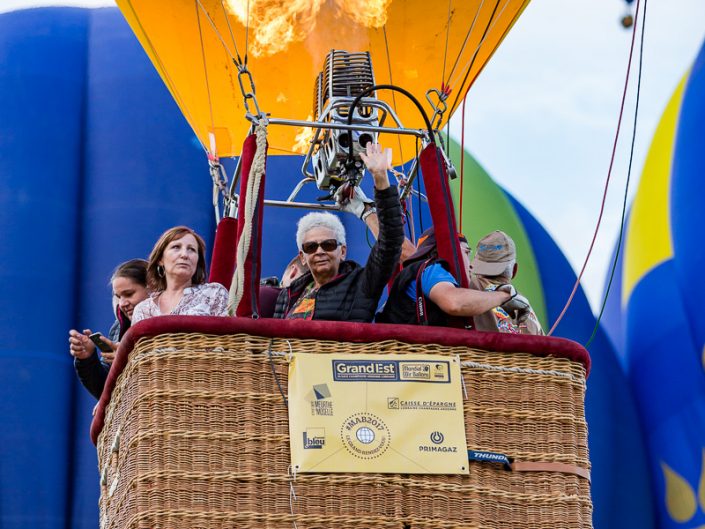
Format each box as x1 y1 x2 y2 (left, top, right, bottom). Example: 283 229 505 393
90 316 590 444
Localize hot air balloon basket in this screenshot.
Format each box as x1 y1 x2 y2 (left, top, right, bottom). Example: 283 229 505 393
97 331 592 529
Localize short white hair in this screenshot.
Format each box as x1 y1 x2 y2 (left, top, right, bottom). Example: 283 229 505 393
296 212 346 249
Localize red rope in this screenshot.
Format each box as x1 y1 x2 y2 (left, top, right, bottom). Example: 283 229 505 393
547 0 642 336
459 96 467 232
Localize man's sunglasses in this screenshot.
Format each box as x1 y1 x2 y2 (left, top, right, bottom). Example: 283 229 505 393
301 239 341 254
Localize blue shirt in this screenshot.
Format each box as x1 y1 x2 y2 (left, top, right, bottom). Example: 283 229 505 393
405 263 458 300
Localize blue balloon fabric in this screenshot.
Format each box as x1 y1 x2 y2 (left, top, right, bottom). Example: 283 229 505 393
0 8 89 529
602 38 705 529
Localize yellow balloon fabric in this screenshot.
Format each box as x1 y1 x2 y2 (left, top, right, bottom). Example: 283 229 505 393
117 0 530 160
622 73 688 304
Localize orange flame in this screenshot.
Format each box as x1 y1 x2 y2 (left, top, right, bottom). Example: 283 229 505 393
338 0 392 28
292 114 315 154
225 0 391 57
225 0 324 57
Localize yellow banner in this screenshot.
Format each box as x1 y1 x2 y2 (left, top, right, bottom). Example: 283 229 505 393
288 353 468 474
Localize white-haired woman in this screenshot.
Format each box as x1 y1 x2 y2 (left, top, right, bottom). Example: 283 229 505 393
273 143 404 322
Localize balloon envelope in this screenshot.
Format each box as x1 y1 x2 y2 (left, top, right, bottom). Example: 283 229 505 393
603 39 705 529
116 0 530 159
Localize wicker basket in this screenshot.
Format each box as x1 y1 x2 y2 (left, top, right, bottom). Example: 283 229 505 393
96 325 591 529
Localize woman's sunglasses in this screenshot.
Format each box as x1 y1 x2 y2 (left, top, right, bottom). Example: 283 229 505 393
301 238 341 254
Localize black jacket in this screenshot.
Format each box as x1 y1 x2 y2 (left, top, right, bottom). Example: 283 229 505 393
376 258 450 326
273 185 404 322
73 307 128 399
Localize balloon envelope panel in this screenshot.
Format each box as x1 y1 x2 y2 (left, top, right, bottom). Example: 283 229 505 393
671 42 705 351
625 261 705 528
114 0 530 159
611 38 705 529
0 8 89 529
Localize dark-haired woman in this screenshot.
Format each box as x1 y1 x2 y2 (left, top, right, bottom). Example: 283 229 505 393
68 259 149 399
131 226 228 323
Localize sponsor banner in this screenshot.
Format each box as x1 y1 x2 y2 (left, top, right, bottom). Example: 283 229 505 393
289 353 468 474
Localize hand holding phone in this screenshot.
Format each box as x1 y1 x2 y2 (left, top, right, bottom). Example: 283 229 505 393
89 332 114 353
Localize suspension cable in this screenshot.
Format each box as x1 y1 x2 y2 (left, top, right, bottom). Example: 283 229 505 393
194 0 263 120
447 0 505 120
548 0 643 336
244 0 251 65
441 0 453 86
219 0 244 66
383 27 406 168
196 0 240 65
585 0 648 348
415 136 424 235
445 0 485 86
195 0 216 134
124 0 206 155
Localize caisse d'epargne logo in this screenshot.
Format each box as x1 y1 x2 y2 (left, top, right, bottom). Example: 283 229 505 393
340 412 390 459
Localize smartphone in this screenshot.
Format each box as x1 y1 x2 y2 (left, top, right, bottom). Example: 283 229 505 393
89 332 113 353
260 276 280 287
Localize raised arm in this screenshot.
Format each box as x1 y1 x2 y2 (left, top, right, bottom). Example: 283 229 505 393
357 144 404 297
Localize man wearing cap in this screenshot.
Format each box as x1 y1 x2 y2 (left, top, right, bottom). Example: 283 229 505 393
469 231 544 335
376 227 520 326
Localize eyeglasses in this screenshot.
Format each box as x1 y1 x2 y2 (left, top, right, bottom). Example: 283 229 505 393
301 238 340 254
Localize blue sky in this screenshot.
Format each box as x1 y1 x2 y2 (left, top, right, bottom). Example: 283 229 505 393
448 0 705 309
5 0 705 310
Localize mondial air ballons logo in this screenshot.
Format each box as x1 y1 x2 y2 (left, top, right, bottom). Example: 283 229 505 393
340 412 390 459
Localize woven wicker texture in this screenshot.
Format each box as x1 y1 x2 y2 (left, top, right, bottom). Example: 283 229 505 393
97 333 591 529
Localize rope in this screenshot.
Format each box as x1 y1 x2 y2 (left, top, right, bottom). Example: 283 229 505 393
548 0 642 336
447 0 506 119
459 95 467 231
585 0 648 348
266 339 288 408
441 0 453 87
195 0 215 133
415 137 423 234
244 0 251 64
124 0 205 155
219 0 244 66
445 0 485 85
383 27 405 167
196 0 240 66
460 361 577 381
445 119 451 156
229 124 268 313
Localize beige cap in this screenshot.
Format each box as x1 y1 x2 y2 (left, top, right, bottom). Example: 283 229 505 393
471 231 516 276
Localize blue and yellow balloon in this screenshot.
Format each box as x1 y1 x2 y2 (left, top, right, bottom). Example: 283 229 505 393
607 38 705 529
